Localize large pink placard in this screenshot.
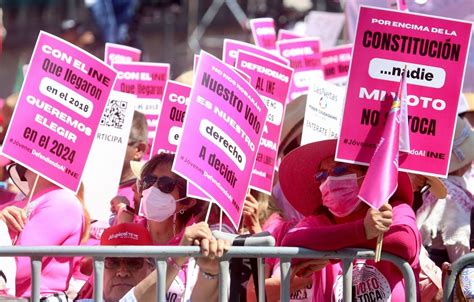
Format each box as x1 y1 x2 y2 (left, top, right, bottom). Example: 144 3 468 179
113 62 170 159
335 6 472 177
276 37 324 102
321 44 352 86
222 39 289 67
249 18 277 51
1 31 117 192
104 43 141 66
172 51 267 230
150 80 191 155
236 50 293 194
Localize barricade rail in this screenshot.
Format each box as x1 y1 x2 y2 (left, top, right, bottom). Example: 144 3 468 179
0 246 417 302
443 252 474 301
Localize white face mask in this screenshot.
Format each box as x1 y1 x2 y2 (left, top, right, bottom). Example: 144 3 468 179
140 187 186 222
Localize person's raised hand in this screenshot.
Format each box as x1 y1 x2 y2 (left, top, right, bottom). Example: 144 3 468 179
363 203 393 240
195 236 230 275
179 222 213 247
242 194 262 234
1 206 26 233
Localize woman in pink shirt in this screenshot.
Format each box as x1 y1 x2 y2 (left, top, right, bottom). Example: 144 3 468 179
0 163 87 300
279 139 421 302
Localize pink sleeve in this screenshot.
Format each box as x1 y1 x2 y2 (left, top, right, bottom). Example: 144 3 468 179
16 194 84 277
282 203 419 264
282 217 367 250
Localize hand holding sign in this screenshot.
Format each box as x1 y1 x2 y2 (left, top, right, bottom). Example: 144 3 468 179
363 203 393 240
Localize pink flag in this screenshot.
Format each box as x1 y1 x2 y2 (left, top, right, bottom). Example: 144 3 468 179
358 72 407 209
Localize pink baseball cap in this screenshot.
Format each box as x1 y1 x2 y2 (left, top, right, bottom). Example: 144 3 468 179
101 223 152 246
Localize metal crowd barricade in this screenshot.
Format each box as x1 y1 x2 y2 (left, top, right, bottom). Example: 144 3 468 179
443 252 474 301
0 246 417 302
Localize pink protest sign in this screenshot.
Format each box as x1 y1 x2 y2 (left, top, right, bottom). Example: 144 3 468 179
277 37 324 102
104 43 141 66
113 62 170 159
149 80 212 202
187 183 213 202
249 18 277 51
150 80 191 155
321 44 352 86
277 29 303 41
172 51 268 230
1 31 117 192
335 6 472 177
236 50 293 194
223 39 289 67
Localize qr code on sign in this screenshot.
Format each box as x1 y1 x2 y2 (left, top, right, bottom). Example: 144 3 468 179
100 99 127 129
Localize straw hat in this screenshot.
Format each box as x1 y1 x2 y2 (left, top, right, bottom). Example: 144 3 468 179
425 176 447 199
278 94 307 157
449 116 474 173
130 160 145 179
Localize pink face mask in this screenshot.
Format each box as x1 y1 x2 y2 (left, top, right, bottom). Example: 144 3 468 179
319 173 362 217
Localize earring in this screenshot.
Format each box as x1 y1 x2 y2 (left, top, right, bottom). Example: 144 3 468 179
179 209 184 215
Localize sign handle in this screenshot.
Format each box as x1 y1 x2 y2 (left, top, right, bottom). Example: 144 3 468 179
204 201 212 224
375 234 384 262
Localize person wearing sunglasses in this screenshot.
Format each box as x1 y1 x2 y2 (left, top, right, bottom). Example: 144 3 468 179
113 152 228 301
0 163 87 301
279 139 421 302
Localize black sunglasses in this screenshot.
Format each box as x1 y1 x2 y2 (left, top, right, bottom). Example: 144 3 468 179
104 257 146 271
139 175 179 194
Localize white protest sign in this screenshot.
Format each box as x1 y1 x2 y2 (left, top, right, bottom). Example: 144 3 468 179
82 91 135 220
301 80 344 145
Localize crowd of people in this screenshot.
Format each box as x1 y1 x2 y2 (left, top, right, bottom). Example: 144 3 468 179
0 1 474 302
0 94 471 301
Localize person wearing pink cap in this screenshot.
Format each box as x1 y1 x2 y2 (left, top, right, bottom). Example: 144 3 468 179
0 164 87 300
100 223 156 302
280 139 421 301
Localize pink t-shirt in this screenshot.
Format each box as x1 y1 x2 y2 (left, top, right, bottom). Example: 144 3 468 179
15 187 85 297
282 202 421 302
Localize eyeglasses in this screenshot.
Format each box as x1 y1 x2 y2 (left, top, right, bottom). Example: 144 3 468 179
314 165 349 182
138 175 178 194
104 257 146 271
